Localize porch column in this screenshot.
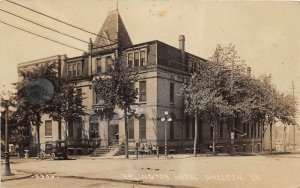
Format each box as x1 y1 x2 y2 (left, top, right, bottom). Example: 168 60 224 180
100 120 109 147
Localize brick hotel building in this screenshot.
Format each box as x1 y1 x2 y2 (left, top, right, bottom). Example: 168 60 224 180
18 9 262 155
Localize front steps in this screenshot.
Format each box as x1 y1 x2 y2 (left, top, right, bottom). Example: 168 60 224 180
90 145 118 157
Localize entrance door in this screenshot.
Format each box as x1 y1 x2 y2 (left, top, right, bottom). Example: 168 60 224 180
108 113 119 146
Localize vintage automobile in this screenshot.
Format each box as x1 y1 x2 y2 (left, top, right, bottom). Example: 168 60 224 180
38 140 68 160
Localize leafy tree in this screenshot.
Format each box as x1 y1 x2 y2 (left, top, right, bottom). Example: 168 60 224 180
46 80 86 141
208 44 250 154
14 63 86 155
14 63 58 154
92 57 138 159
181 43 298 155
181 62 233 156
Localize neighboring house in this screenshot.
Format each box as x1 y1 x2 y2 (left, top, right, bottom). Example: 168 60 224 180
18 9 262 155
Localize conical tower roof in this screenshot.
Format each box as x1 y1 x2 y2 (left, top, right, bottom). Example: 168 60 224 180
93 10 132 50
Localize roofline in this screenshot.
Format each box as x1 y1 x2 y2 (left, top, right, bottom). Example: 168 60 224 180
18 54 67 68
155 40 207 62
123 40 207 61
66 39 207 61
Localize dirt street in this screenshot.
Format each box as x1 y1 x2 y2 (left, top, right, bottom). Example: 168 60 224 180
2 154 300 188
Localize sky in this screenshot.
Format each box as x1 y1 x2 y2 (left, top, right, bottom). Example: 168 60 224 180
0 0 299 119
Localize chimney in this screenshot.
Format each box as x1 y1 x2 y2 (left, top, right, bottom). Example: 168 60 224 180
88 38 93 75
247 67 251 77
179 35 186 70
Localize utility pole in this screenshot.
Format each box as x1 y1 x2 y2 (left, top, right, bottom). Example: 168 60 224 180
292 81 296 151
230 62 235 154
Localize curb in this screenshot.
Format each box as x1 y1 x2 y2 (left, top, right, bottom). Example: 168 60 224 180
1 174 34 182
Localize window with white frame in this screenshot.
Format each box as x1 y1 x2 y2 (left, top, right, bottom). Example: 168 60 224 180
127 49 147 68
67 62 82 77
45 120 52 137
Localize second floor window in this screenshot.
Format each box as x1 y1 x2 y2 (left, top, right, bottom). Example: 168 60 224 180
139 81 146 102
45 120 52 137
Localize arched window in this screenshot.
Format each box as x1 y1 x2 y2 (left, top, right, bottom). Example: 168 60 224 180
139 114 146 140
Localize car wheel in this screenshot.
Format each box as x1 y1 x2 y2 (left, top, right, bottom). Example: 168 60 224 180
38 153 44 160
50 153 55 160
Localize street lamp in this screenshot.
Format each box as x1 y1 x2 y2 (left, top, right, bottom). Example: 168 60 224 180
0 94 17 176
161 111 172 157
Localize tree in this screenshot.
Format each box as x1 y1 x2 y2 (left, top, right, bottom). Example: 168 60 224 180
92 57 138 159
14 63 86 155
181 62 233 156
182 43 298 155
276 93 297 152
208 44 250 154
46 80 86 141
15 63 58 154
